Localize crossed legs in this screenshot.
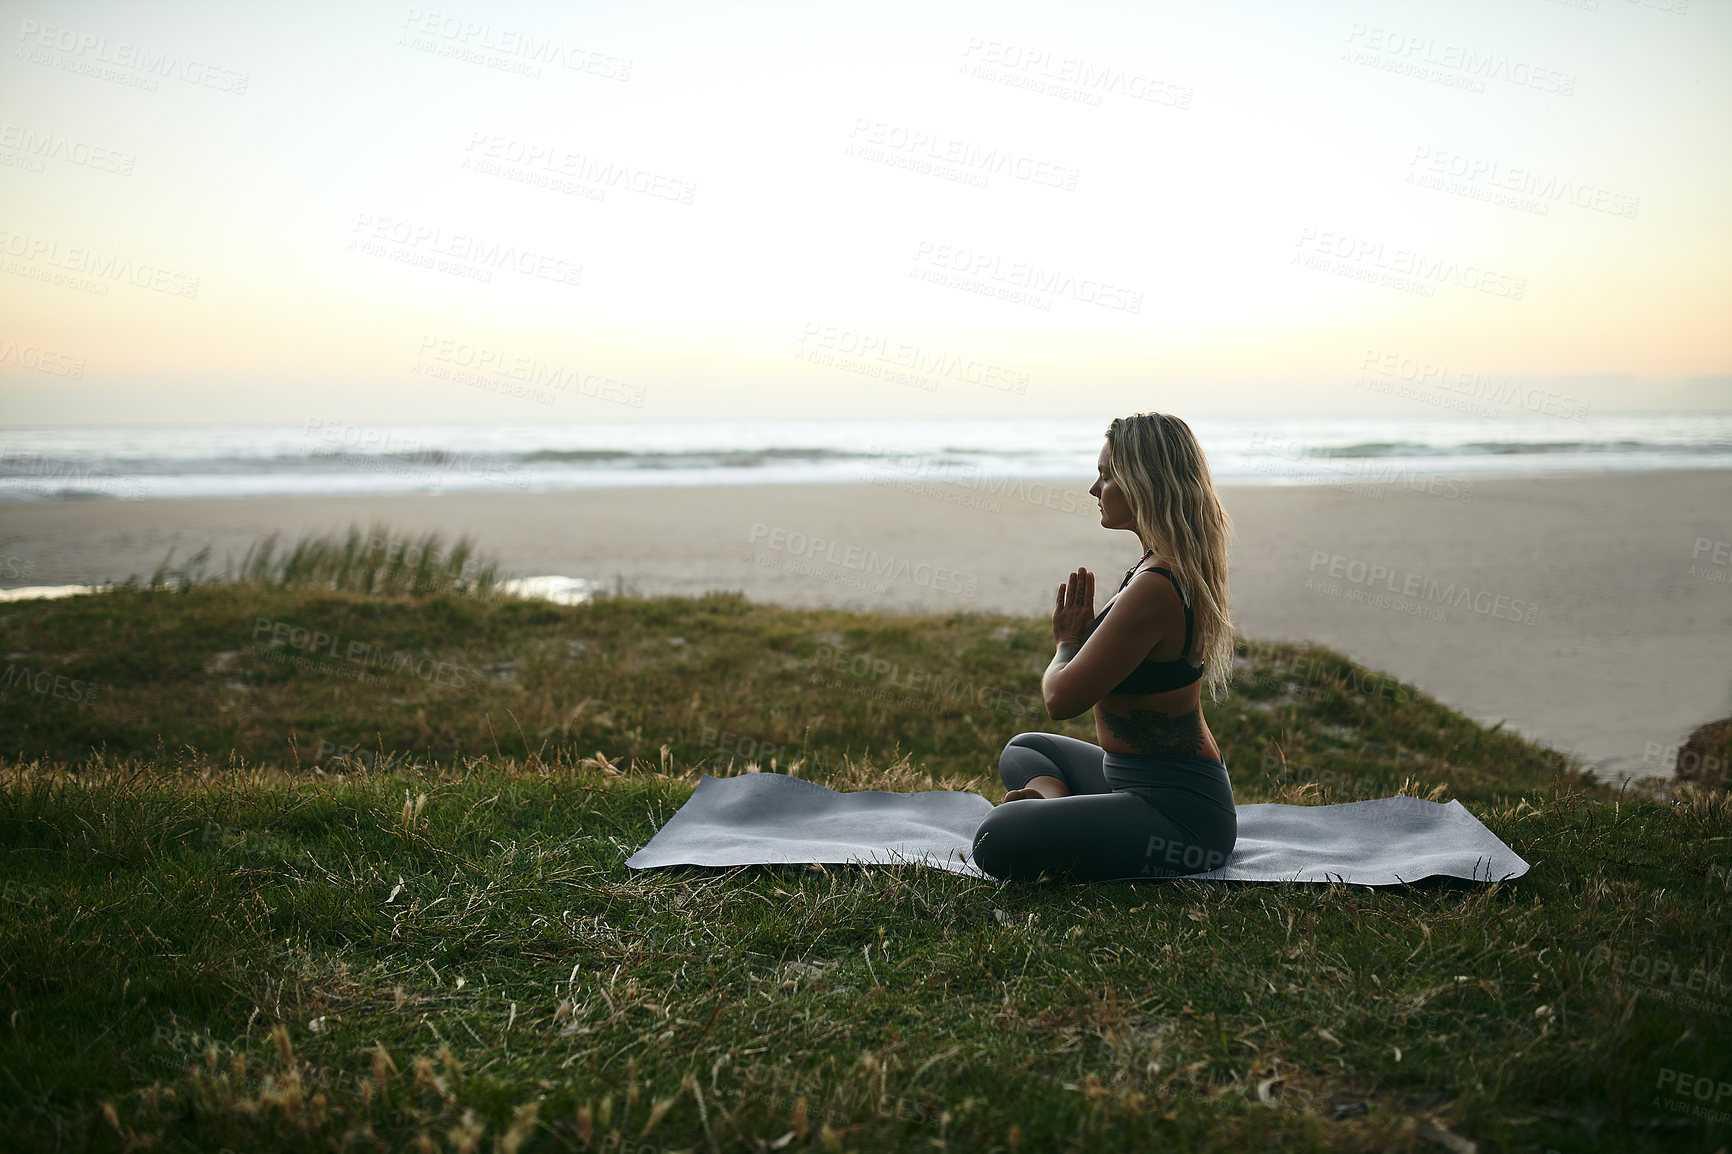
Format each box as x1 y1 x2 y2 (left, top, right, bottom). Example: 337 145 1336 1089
971 732 1223 883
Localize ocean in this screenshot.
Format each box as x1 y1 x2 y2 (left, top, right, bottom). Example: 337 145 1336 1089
1 412 1728 503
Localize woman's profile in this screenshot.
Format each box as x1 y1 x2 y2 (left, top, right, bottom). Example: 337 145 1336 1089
970 411 1238 882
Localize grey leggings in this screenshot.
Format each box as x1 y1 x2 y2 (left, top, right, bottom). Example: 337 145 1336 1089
970 732 1238 883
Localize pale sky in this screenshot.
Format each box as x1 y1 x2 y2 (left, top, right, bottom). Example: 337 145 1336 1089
1 0 1728 425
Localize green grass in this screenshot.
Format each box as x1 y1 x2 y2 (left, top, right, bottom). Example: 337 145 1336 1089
1 553 1728 1152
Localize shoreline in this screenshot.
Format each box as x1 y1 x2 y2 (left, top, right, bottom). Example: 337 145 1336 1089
3 470 1728 785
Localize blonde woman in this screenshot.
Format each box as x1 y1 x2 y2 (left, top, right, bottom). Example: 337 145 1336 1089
970 412 1238 882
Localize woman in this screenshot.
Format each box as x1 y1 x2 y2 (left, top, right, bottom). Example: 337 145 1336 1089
970 412 1238 883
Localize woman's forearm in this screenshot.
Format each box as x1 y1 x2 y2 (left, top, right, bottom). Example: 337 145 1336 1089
1041 641 1082 710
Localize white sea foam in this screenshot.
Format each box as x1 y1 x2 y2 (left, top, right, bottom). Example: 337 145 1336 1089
0 412 1727 502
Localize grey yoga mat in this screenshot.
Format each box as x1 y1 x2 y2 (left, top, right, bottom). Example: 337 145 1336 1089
625 771 1531 886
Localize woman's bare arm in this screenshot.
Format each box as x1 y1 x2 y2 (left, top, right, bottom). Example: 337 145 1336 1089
1042 568 1183 720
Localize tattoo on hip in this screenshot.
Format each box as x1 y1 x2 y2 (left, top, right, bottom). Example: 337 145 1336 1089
1102 705 1207 756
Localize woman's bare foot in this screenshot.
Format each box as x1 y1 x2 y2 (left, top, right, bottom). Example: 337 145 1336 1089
1003 776 1071 802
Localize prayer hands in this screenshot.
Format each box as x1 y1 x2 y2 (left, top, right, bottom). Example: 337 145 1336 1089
1052 567 1095 646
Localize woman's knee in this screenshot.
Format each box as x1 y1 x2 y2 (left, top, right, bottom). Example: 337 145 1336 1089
970 805 1038 879
1000 732 1047 762
970 806 1009 876
997 732 1056 788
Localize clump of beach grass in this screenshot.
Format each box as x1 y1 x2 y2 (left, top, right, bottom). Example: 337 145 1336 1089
144 521 502 599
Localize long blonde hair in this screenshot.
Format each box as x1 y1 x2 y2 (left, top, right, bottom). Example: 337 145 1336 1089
1103 413 1235 701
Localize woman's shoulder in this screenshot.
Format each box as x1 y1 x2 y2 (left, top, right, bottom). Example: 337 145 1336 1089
1131 563 1186 596
1112 564 1186 617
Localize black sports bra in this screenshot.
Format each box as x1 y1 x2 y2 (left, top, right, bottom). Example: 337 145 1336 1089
1079 566 1205 693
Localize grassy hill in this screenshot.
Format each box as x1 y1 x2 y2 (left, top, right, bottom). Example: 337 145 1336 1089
1 562 1727 1152
2 579 1579 805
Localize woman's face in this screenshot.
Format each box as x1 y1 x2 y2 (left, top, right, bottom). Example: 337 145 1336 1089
1089 441 1136 531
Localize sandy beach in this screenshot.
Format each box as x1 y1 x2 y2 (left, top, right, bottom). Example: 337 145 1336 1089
3 470 1728 784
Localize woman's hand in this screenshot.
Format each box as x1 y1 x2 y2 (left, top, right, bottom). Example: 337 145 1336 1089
1052 567 1095 646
